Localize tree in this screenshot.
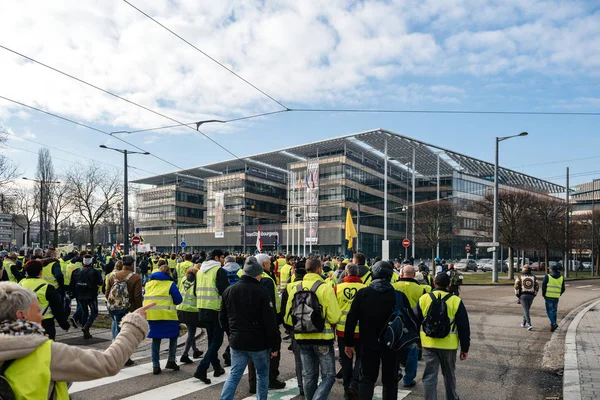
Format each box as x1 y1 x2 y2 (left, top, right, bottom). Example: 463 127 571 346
414 200 458 261
0 130 19 189
527 197 565 273
66 162 122 249
47 181 72 247
35 148 56 245
11 188 38 246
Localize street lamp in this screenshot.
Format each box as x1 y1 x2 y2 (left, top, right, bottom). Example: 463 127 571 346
492 132 528 283
23 177 60 249
99 145 150 255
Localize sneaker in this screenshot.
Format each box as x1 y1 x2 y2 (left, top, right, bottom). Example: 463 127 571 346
69 317 79 329
193 349 204 359
152 366 161 375
194 370 211 384
527 324 533 331
213 367 226 377
551 323 559 332
269 379 286 390
180 355 194 364
124 358 135 367
520 322 526 328
165 361 180 371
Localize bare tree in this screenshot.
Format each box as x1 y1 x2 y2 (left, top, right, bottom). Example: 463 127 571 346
528 197 565 273
66 162 122 249
0 130 19 189
10 188 38 247
414 200 458 261
35 148 56 245
47 181 72 247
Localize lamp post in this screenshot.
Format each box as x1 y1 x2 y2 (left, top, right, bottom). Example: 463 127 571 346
99 145 149 255
23 177 60 249
492 132 528 283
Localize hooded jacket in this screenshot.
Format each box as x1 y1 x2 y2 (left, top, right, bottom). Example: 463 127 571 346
198 259 229 325
542 270 566 297
146 271 182 338
0 313 148 384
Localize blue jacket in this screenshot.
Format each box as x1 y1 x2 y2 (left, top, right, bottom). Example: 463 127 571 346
147 272 183 339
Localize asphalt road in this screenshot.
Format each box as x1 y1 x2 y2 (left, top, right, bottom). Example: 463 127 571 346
67 279 600 400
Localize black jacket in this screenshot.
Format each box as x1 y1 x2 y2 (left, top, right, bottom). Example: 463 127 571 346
220 275 281 352
345 284 416 350
542 270 566 297
45 283 70 331
70 266 103 300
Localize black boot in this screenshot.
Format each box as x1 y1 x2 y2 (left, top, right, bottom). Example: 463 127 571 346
193 349 204 359
223 352 231 367
213 366 226 377
194 369 211 384
82 328 92 340
165 361 180 371
180 355 193 364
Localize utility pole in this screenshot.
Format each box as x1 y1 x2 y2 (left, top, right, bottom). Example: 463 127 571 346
565 167 570 278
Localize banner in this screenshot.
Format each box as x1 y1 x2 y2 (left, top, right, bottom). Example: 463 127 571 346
305 159 319 244
243 224 281 248
214 192 225 238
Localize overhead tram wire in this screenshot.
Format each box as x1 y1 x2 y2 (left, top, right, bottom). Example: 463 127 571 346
0 95 184 171
121 0 288 112
0 45 244 163
289 108 600 116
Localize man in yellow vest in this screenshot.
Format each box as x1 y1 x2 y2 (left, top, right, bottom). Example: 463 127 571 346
334 263 365 399
352 252 373 286
41 248 65 294
392 264 426 388
194 249 229 384
20 259 70 340
542 264 565 332
284 257 341 400
278 255 295 292
416 273 471 400
176 253 194 286
4 252 24 283
415 271 432 293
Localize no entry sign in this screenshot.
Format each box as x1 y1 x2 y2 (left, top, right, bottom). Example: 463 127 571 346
402 238 410 248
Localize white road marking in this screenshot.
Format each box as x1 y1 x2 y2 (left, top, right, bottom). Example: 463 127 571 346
592 288 600 291
576 285 592 289
565 284 571 287
70 361 155 393
242 378 302 399
373 386 412 399
121 366 246 400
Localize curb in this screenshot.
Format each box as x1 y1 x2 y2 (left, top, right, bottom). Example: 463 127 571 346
563 298 600 400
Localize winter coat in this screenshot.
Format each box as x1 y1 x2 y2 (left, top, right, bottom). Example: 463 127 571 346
220 275 281 352
146 271 182 339
106 265 143 313
70 266 102 300
0 313 148 383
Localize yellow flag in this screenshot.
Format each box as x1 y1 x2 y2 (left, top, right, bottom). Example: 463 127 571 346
345 208 357 249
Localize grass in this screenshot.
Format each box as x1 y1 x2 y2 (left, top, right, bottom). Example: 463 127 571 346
462 270 600 285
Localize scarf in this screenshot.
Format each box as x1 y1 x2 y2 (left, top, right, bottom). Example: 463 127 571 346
370 278 393 293
0 319 47 336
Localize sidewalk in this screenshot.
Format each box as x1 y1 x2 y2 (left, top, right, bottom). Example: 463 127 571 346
564 299 600 400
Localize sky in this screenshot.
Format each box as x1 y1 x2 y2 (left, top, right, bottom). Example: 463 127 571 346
1 0 599 189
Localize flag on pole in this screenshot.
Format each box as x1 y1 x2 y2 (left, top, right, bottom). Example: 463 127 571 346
305 175 310 188
256 225 263 251
110 246 116 258
345 208 357 249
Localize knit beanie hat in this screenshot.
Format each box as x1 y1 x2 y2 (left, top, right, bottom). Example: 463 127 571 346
244 257 263 277
371 261 394 280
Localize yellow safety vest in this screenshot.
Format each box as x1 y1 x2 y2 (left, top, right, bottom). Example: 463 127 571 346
4 260 18 282
279 264 292 290
196 266 222 311
391 273 399 283
4 340 69 400
360 270 373 286
177 260 194 286
144 280 178 321
262 272 281 313
20 278 54 320
59 258 68 277
421 283 432 293
168 258 177 271
284 273 341 342
17 255 25 264
546 276 564 299
41 262 59 288
418 290 462 350
105 270 116 288
336 281 366 335
236 268 244 278
65 262 82 286
176 279 198 313
393 280 426 309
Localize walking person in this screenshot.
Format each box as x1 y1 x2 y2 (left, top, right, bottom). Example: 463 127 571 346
194 249 229 384
284 257 341 400
344 261 415 400
177 267 204 364
542 264 565 331
416 273 471 400
515 265 539 330
19 260 70 340
219 257 281 400
222 255 241 367
70 253 103 339
144 263 182 375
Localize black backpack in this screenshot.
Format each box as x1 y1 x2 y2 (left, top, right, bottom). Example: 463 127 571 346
422 292 454 338
289 281 325 334
379 291 419 351
76 268 97 295
0 360 16 400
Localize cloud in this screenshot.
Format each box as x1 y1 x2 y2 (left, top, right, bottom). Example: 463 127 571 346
0 0 598 134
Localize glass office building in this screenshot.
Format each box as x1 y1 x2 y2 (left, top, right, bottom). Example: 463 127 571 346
133 129 562 259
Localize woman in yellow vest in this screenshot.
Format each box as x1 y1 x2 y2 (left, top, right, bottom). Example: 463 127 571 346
144 263 183 375
0 281 155 400
176 267 203 364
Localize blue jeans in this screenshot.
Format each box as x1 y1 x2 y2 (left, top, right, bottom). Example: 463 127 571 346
77 298 98 330
110 309 128 340
220 349 269 400
545 297 559 325
299 343 336 400
401 344 419 385
195 320 224 373
151 337 177 367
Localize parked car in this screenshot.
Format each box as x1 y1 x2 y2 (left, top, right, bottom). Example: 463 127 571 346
454 258 478 272
531 262 546 271
582 262 592 270
479 259 493 272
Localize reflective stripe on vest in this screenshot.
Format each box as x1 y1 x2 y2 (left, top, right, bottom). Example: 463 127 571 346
5 340 69 400
42 262 59 288
336 281 366 335
393 280 425 309
177 279 198 312
196 266 221 310
418 290 462 350
279 264 292 291
546 275 563 298
262 272 281 313
20 278 53 319
4 261 17 282
144 280 178 320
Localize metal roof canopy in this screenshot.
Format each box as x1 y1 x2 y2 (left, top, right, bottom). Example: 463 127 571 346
132 129 564 193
